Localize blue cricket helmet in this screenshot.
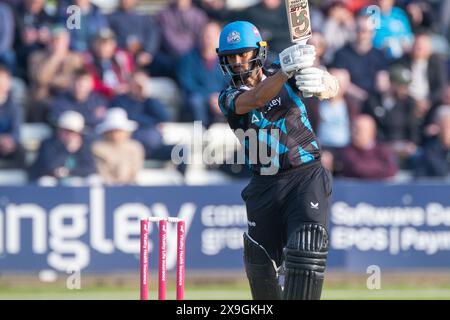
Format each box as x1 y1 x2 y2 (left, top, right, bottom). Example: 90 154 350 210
217 21 265 56
217 21 268 84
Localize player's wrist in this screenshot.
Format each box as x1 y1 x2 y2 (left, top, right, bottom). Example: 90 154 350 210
279 69 292 80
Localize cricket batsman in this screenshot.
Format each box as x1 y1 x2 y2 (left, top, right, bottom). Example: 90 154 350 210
216 21 339 300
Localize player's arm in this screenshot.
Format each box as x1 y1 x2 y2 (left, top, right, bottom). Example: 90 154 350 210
235 44 316 115
234 71 289 115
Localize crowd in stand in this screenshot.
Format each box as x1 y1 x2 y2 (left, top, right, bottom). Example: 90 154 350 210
0 0 449 185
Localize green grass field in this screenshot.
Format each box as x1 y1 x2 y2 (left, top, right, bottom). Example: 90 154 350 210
1 271 450 300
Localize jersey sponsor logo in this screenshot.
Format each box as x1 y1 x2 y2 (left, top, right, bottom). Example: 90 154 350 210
265 97 282 113
268 97 282 108
251 114 260 123
310 202 319 210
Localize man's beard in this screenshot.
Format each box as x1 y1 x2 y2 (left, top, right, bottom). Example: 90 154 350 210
233 61 260 85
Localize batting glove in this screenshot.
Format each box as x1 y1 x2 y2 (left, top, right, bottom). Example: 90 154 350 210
279 44 316 79
295 67 340 100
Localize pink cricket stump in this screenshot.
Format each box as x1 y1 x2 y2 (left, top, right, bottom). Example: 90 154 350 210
140 219 149 300
158 219 168 300
176 220 186 300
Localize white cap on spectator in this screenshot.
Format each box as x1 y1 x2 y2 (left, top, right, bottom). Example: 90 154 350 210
96 107 138 134
57 110 85 133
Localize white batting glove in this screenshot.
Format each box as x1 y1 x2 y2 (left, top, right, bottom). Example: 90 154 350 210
279 44 316 79
295 67 340 100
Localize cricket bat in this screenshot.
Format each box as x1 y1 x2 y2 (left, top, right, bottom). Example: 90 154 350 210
285 0 313 97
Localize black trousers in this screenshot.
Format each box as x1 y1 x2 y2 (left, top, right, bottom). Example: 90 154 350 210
241 160 332 266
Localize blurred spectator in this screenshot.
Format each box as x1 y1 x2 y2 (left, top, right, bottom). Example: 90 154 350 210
322 0 355 65
441 0 450 41
415 105 450 178
363 64 419 167
405 0 439 33
413 99 432 140
92 108 144 185
111 69 173 123
14 0 54 80
369 0 414 59
29 110 97 182
320 148 335 174
84 28 134 99
308 2 326 33
309 32 328 68
111 69 173 159
194 0 230 22
237 0 293 55
58 0 109 52
157 0 208 76
0 65 25 168
50 68 108 133
107 0 161 70
342 114 398 179
28 26 83 122
397 32 447 104
343 0 374 14
177 21 227 126
422 84 450 143
308 69 359 145
332 14 389 102
0 2 16 73
307 68 360 175
2 0 21 9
